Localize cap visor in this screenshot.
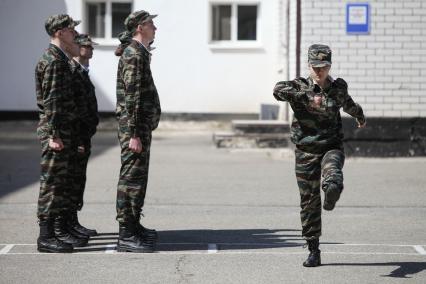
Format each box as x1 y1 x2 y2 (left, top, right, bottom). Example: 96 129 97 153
71 20 81 28
142 14 158 23
310 61 331 67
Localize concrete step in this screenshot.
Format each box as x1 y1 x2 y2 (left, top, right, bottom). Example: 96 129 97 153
212 131 292 148
232 120 290 134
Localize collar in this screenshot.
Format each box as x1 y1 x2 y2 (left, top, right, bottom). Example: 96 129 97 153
79 62 89 73
309 76 334 92
132 39 151 55
49 43 70 61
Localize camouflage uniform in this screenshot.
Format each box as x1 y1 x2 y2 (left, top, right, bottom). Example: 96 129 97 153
69 59 99 210
35 43 79 220
273 45 365 240
115 39 161 223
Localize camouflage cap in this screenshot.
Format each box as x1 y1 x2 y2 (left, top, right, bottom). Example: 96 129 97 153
74 34 98 46
308 44 332 67
124 10 157 31
45 14 81 36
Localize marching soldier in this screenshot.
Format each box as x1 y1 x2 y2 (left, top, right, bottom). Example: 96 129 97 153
114 10 161 253
273 44 366 267
35 14 88 253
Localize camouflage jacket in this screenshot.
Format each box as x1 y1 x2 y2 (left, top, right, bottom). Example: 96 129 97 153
273 76 365 149
70 60 99 142
35 44 78 140
116 40 161 137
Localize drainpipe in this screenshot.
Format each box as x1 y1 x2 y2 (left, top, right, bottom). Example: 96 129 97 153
296 0 301 77
284 0 290 122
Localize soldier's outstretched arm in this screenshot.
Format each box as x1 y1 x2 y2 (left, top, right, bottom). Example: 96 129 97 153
273 79 308 104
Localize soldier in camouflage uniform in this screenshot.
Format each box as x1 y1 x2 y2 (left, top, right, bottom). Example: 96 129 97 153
35 14 89 253
273 44 366 267
67 34 99 237
114 10 161 253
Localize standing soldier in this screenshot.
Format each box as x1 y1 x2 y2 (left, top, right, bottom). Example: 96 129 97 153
68 34 99 237
114 10 161 253
273 44 366 267
35 14 88 253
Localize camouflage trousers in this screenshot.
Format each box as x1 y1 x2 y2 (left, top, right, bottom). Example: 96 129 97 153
116 132 152 223
37 127 78 220
69 140 92 211
294 146 345 240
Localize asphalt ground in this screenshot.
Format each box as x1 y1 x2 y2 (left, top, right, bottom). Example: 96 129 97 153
0 121 425 283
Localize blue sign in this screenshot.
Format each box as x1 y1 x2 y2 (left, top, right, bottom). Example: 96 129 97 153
346 3 370 34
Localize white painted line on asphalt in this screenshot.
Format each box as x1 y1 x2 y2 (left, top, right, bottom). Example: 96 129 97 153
0 244 34 246
1 243 426 256
330 243 424 247
208 244 218 253
413 245 426 255
0 251 422 256
104 244 116 254
0 245 14 254
1 242 426 247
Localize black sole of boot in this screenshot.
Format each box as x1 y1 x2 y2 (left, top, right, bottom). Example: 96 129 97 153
37 247 73 253
323 191 340 211
116 246 154 253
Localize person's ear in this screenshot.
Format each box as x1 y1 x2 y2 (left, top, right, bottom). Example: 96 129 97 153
56 29 64 38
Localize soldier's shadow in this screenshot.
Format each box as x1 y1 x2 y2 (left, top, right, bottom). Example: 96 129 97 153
156 228 304 251
153 228 340 252
75 228 316 252
75 229 343 253
322 262 426 279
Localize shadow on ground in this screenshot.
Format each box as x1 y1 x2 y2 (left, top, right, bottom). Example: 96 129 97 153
322 262 426 278
74 228 345 253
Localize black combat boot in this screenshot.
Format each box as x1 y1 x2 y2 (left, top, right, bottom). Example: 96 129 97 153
323 183 342 211
117 222 154 253
68 211 97 237
135 212 158 241
136 223 158 242
54 215 88 247
303 239 321 267
135 215 158 241
37 219 73 253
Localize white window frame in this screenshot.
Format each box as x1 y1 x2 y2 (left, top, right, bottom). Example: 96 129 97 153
82 0 132 46
208 0 262 50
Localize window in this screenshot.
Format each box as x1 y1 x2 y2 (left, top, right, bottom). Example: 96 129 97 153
85 0 132 43
237 5 257 40
210 2 260 46
212 5 231 41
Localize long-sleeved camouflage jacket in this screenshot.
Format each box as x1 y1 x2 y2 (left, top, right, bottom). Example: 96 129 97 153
35 44 78 140
116 40 161 138
273 76 365 150
70 60 99 143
